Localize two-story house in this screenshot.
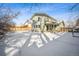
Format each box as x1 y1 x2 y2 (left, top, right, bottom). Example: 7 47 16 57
31 13 57 32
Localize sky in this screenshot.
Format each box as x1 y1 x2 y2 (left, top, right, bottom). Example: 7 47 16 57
0 3 79 25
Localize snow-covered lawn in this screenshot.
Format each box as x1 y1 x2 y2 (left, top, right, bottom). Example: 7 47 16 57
4 31 31 55
0 31 66 55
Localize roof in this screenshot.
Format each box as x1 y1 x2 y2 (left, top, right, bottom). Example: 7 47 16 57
31 13 57 21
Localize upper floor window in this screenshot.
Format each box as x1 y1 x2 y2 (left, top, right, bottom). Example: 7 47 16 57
38 17 41 21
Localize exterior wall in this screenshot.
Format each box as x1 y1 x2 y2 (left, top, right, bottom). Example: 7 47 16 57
32 15 55 32
32 16 41 31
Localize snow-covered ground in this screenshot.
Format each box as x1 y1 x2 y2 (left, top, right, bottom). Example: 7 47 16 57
0 31 65 55
1 31 79 56
4 31 31 56
44 32 65 41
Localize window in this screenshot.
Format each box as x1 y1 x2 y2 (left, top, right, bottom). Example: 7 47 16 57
33 20 35 22
38 17 41 21
38 25 40 28
36 25 37 28
34 25 36 28
52 25 53 28
35 25 40 28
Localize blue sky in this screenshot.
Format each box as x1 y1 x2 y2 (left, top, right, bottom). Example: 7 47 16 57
1 3 79 25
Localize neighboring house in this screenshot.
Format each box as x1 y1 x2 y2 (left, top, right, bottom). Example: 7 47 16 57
73 18 79 32
76 19 79 26
63 19 79 32
9 19 32 32
9 25 32 32
55 21 65 32
31 13 58 32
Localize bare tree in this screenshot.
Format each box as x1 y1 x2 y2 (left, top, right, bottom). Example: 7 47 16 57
0 4 20 40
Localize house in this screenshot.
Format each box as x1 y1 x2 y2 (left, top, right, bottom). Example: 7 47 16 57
55 21 65 32
76 19 79 26
9 25 32 32
31 13 58 32
73 18 79 32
